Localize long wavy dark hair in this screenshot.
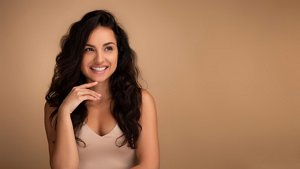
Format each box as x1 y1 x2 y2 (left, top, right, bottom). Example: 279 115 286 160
45 10 142 149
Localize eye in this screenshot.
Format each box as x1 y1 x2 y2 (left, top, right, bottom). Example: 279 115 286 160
104 46 113 52
83 47 95 52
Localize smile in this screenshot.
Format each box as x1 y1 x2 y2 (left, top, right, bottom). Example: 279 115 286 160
90 66 108 72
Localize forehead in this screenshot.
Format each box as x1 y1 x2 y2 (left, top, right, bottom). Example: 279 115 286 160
86 26 116 44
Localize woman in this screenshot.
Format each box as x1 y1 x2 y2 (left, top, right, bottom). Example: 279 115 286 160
44 10 159 169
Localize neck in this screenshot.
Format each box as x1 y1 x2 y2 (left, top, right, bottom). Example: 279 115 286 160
86 80 111 106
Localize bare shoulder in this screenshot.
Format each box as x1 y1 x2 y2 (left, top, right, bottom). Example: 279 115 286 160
141 89 156 105
44 102 56 120
44 102 56 138
140 89 157 117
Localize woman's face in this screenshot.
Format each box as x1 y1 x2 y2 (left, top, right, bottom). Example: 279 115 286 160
81 26 118 83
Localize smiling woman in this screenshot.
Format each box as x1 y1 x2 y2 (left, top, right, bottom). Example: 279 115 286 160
44 10 159 169
81 27 118 84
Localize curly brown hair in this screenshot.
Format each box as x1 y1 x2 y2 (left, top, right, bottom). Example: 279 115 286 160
45 10 142 149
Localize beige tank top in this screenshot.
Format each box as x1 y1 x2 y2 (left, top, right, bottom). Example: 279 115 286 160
77 123 136 169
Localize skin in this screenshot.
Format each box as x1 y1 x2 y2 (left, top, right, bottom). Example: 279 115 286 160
44 26 160 169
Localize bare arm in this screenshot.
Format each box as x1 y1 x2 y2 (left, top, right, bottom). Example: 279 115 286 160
44 82 101 169
131 90 160 169
44 104 79 169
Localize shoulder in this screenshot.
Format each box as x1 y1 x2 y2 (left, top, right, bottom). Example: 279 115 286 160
44 102 57 128
141 89 156 107
140 89 157 116
44 102 56 118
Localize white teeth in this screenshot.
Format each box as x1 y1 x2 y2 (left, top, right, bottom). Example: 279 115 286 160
91 67 107 71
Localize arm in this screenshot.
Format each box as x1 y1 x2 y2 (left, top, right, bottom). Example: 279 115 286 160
44 82 101 169
131 90 160 169
44 104 79 169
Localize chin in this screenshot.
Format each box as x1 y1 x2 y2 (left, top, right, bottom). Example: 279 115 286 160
86 76 110 83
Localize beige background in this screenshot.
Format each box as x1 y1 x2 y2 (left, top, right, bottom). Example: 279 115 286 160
1 0 300 169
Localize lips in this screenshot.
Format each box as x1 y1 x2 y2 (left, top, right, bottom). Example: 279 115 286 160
90 66 108 72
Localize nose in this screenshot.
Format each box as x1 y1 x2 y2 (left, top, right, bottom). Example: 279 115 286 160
94 50 104 63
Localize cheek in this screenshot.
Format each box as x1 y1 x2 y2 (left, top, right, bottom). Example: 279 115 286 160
113 55 118 68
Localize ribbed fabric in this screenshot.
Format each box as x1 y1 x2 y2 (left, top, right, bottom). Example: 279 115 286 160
77 123 136 169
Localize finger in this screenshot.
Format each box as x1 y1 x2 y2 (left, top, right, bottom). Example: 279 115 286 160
79 95 100 101
77 81 98 89
77 89 101 98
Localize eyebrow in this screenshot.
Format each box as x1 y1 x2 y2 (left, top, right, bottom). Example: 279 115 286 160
85 42 116 47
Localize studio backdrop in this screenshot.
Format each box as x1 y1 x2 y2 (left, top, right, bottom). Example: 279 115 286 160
0 0 300 169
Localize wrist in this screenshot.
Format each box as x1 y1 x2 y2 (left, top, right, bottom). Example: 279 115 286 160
57 107 72 117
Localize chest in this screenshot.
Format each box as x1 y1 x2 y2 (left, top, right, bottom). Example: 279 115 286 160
77 124 136 169
85 103 116 137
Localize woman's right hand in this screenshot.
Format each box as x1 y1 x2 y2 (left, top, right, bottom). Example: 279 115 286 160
58 81 101 114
